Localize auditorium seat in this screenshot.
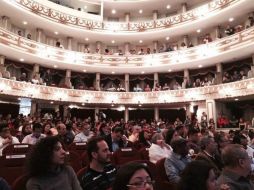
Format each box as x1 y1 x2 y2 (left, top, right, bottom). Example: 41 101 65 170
139 147 149 160
68 142 87 155
76 167 87 182
2 144 32 156
80 151 89 167
11 174 29 190
112 148 142 166
66 151 82 172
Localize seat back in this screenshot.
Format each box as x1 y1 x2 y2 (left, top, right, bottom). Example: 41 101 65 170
139 147 149 160
11 174 29 190
2 144 32 156
66 151 82 172
68 142 87 155
76 167 87 182
112 148 142 165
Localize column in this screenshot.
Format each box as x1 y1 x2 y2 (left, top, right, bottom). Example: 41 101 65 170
154 73 159 88
65 69 71 88
32 64 40 78
95 107 99 122
125 13 130 22
215 26 221 39
153 41 158 52
183 35 189 46
36 28 43 43
124 42 130 54
62 105 69 118
185 104 191 118
2 16 10 30
154 107 159 122
96 73 100 90
184 69 189 80
96 41 102 54
215 63 222 84
206 99 217 128
181 3 187 13
30 101 37 116
124 106 129 123
125 74 129 92
0 55 5 73
100 0 104 18
153 10 158 20
67 37 73 51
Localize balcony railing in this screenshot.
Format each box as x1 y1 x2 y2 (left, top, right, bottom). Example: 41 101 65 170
6 0 240 33
0 77 253 104
0 25 254 71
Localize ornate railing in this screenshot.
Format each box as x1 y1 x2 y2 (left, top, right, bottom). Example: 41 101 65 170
0 26 254 70
0 77 253 104
4 0 242 32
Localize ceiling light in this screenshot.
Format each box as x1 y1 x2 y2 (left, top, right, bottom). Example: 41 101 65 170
83 69 87 72
234 98 239 101
85 38 89 41
166 37 170 41
50 101 54 104
81 103 85 106
23 21 28 25
112 71 115 74
112 9 116 14
141 71 145 74
168 69 172 72
198 65 203 68
229 17 234 22
139 40 143 43
19 58 24 62
111 40 115 44
84 5 87 9
139 9 143 14
197 29 201 33
138 104 142 107
53 65 58 68
54 31 58 35
166 5 171 9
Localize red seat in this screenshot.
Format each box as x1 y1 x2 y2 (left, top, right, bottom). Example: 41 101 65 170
2 144 32 156
139 147 149 160
155 158 177 190
80 151 89 167
68 142 87 155
112 148 142 166
11 174 29 190
76 167 87 181
66 151 82 172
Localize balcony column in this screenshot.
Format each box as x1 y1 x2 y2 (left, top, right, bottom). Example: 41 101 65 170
184 69 189 80
63 105 69 119
36 28 43 43
215 26 221 39
125 74 129 92
153 41 158 53
0 55 5 73
153 10 158 20
67 37 73 51
32 64 40 79
2 16 11 30
124 106 129 123
30 101 37 117
206 99 217 128
124 42 130 55
181 3 187 13
96 73 100 90
183 35 189 46
125 13 130 22
65 69 71 88
154 107 159 122
95 107 99 122
215 63 223 84
185 104 191 118
154 73 159 88
96 41 102 54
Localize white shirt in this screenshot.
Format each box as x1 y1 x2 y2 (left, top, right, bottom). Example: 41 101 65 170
73 132 93 143
149 143 172 164
22 134 46 145
0 136 20 156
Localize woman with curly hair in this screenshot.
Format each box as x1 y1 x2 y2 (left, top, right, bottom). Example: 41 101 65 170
26 136 82 190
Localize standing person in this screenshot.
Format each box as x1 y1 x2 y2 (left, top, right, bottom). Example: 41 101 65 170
26 136 82 190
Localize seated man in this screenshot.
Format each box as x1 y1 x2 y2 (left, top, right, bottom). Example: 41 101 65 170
0 122 19 156
22 122 46 145
74 122 94 143
80 137 116 190
217 144 254 190
164 137 191 184
57 123 74 146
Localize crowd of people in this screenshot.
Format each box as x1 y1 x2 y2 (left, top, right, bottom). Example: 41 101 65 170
1 112 254 189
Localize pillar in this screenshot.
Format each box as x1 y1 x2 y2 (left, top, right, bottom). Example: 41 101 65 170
206 99 217 128
63 105 69 118
96 73 100 90
96 41 102 54
153 41 158 52
125 13 130 22
181 3 187 13
30 101 37 116
154 107 159 122
0 55 5 73
95 107 99 122
125 74 129 92
185 104 191 118
67 37 73 51
215 63 222 84
2 16 10 30
65 69 71 88
183 35 189 46
36 28 43 43
124 42 130 55
154 73 159 88
153 10 158 20
215 26 221 39
100 1 104 17
124 106 129 123
32 64 40 78
184 69 189 80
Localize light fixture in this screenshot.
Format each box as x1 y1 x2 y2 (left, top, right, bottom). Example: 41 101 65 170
138 104 142 107
197 29 201 33
139 40 143 43
112 71 115 74
23 21 28 25
112 9 116 14
83 69 87 72
85 38 89 41
111 40 115 44
139 9 143 14
50 101 54 104
166 5 171 9
166 37 170 41
84 5 87 9
229 17 234 22
168 69 172 72
54 31 58 35
19 58 24 62
234 98 239 101
141 71 145 74
53 65 58 68
198 65 203 68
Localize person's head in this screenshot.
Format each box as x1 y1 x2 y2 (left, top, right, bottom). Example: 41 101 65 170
111 126 124 142
57 123 67 136
132 125 141 135
165 128 178 145
42 122 52 135
171 137 189 156
87 137 111 164
0 122 10 138
32 123 42 138
176 125 187 138
81 122 91 136
222 144 251 177
233 134 248 149
200 136 217 155
214 132 230 150
188 127 200 143
99 123 110 136
22 123 32 136
27 136 66 177
178 160 217 190
151 133 164 145
113 162 154 190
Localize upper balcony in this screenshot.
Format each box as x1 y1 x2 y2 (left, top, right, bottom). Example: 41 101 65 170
0 24 254 74
0 0 254 43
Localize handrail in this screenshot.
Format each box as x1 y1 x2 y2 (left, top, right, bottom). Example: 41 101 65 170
0 77 253 104
5 0 241 33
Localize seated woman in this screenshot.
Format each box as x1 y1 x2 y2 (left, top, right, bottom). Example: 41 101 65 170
112 162 154 190
26 136 82 190
144 84 151 92
31 73 42 85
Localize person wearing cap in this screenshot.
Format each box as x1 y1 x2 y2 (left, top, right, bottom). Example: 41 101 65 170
164 137 191 184
0 122 19 156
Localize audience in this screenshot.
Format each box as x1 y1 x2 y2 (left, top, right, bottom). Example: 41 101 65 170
22 122 46 145
73 122 94 143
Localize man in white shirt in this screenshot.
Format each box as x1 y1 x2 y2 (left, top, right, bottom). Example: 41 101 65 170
128 125 141 143
22 122 46 145
0 122 19 156
74 122 94 143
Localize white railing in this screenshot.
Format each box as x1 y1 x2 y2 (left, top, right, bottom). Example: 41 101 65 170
0 77 253 104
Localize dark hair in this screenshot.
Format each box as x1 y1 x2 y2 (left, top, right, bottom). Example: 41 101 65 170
112 126 124 135
165 128 176 145
112 162 153 190
188 127 200 137
138 131 150 147
178 160 215 190
0 122 8 133
87 136 106 162
32 122 42 131
26 136 63 177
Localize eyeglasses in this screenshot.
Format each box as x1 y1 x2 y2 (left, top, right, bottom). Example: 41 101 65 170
127 180 155 188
